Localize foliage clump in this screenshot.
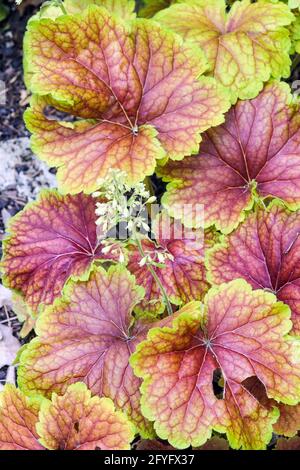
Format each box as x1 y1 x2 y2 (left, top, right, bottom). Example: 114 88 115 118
2 0 300 451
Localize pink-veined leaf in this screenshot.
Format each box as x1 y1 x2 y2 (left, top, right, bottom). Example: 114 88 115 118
24 6 229 193
1 190 114 314
159 82 300 234
131 280 300 450
18 265 156 437
127 212 217 315
207 201 300 334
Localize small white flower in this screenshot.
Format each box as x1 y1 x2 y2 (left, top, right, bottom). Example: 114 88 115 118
101 245 113 254
95 204 108 216
157 252 166 263
139 256 148 267
146 196 157 204
142 222 150 232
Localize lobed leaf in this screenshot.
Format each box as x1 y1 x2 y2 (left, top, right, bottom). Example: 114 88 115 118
207 201 300 334
0 383 133 450
159 82 300 234
18 265 155 437
131 280 300 450
36 382 134 450
154 0 294 103
24 6 229 193
127 212 217 315
1 190 113 314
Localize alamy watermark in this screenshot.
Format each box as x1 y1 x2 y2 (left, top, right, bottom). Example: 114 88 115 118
292 80 300 97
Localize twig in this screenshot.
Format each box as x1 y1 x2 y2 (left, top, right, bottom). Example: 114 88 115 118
3 305 11 328
0 315 18 325
134 229 173 316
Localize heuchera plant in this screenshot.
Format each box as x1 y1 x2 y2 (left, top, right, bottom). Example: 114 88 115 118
2 0 300 451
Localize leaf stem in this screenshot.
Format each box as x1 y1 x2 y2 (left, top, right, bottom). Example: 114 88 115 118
133 229 173 316
57 0 67 15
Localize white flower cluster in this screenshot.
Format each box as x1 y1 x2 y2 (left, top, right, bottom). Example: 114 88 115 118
93 170 173 315
93 169 156 236
139 249 174 268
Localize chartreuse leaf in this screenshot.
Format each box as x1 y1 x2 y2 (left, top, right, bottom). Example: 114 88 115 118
34 0 136 21
127 212 218 315
18 265 155 437
207 201 300 334
23 5 230 193
261 0 300 53
0 383 134 450
159 82 300 234
1 190 113 315
154 0 294 103
131 280 300 450
270 0 300 52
